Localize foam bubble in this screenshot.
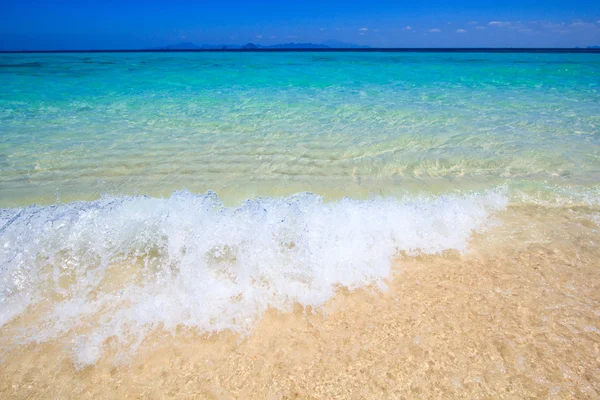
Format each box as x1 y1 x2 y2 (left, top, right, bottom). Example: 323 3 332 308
0 190 506 366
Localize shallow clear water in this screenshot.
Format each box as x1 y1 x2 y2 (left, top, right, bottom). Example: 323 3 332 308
1 52 599 205
1 52 600 375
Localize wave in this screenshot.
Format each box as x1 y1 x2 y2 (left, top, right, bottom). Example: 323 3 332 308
0 189 506 366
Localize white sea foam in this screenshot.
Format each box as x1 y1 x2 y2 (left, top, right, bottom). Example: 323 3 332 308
0 190 506 366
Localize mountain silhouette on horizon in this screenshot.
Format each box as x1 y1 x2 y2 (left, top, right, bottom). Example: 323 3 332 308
151 41 369 50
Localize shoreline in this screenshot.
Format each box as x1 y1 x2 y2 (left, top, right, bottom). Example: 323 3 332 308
2 205 599 398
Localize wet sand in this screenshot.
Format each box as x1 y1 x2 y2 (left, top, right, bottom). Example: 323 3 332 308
1 205 600 399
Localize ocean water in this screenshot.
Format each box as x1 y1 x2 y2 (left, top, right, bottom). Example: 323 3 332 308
1 52 600 379
1 52 599 205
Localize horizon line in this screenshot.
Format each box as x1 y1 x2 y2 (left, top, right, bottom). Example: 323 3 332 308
1 47 600 54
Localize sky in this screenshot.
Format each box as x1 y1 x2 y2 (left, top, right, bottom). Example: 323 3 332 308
1 0 600 50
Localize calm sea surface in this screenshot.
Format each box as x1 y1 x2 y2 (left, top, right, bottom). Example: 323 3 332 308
1 52 599 205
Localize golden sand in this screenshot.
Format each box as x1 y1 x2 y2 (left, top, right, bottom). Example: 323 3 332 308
1 205 600 399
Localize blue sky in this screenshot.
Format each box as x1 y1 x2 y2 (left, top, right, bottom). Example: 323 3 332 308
1 0 600 49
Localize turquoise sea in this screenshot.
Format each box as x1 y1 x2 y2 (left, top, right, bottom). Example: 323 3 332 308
1 52 599 368
1 52 599 205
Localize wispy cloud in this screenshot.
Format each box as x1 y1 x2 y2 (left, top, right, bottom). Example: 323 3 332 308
402 26 412 31
570 20 598 29
468 21 478 25
528 20 568 33
475 26 486 30
319 28 325 32
359 27 369 31
428 28 441 33
255 34 263 39
504 21 538 33
456 29 467 33
488 21 511 27
530 20 565 30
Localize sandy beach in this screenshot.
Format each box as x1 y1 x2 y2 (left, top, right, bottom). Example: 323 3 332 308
2 204 599 399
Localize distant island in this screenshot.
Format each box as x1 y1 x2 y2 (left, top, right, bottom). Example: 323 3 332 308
152 41 370 50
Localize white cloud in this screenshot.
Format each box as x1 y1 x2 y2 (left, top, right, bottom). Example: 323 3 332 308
500 21 537 33
359 27 369 31
428 28 441 33
319 28 325 31
476 26 485 30
255 35 263 39
488 21 511 27
456 29 467 33
402 26 412 31
468 21 478 25
527 19 596 33
570 20 598 28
